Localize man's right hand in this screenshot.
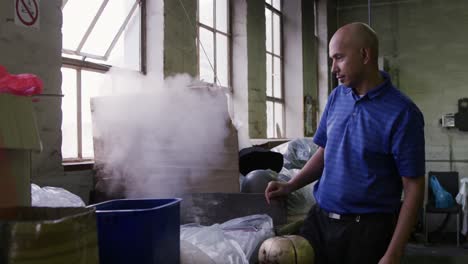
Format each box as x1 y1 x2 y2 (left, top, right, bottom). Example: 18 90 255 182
264 181 293 205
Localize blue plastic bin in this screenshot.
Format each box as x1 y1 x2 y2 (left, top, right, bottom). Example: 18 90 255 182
91 198 181 264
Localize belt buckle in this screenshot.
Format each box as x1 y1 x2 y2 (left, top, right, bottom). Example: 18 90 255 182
355 215 360 222
328 212 341 220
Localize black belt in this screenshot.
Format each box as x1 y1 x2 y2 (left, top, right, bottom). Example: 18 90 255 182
319 207 397 223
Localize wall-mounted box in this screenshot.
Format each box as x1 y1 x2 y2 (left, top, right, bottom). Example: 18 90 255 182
0 94 41 207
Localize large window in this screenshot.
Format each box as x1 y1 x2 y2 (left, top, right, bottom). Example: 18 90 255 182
197 0 231 88
265 0 284 138
61 0 145 161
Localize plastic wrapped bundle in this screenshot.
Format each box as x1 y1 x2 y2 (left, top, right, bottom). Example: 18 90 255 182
241 170 277 193
272 138 318 170
181 241 216 264
278 169 316 218
241 169 315 218
31 184 85 207
180 214 275 264
181 224 249 264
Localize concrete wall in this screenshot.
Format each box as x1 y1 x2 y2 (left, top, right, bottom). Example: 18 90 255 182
247 0 267 138
283 0 304 138
316 0 337 116
164 0 197 77
337 0 468 177
337 0 468 231
302 0 318 135
0 0 64 180
231 0 250 147
146 0 165 82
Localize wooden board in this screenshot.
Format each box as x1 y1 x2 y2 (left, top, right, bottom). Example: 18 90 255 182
91 88 240 199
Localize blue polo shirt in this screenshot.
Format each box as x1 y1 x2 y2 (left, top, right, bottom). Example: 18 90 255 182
313 72 425 214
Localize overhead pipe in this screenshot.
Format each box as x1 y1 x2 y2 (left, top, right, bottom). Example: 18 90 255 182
368 0 371 26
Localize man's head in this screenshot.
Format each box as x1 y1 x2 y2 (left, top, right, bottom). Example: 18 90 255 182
329 22 379 89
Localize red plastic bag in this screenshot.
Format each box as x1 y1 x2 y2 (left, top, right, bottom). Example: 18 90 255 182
0 65 43 96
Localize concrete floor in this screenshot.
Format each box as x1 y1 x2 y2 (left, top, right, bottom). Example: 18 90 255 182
403 244 468 264
402 233 468 264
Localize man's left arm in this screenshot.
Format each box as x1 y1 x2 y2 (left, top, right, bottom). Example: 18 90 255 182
379 175 425 263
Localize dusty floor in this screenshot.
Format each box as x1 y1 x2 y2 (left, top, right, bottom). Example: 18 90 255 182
402 233 468 264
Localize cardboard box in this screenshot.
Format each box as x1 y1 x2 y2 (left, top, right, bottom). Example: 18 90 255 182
90 88 240 200
0 207 99 264
0 94 41 206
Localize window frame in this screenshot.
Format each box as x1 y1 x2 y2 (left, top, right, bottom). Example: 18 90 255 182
61 0 147 74
265 1 285 138
196 0 232 89
61 0 147 162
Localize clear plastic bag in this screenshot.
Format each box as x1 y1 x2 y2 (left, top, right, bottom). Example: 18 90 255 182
180 240 216 264
241 169 278 193
221 214 275 261
31 184 85 207
271 138 318 170
455 178 468 235
278 168 316 217
241 169 316 217
181 223 249 264
456 178 468 211
180 214 275 264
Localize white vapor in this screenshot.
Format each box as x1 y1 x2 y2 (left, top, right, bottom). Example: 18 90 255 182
92 70 240 199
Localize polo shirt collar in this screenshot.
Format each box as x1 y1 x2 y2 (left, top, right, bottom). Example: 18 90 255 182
341 71 392 99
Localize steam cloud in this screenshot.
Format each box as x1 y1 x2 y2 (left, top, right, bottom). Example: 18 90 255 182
92 69 240 198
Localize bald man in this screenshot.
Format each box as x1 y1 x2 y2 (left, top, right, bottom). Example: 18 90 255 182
265 23 425 264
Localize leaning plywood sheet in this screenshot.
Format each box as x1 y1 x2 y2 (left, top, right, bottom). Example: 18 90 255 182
91 86 239 199
180 193 287 226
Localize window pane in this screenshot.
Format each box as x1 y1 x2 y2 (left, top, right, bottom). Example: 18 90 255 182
199 27 215 83
265 9 272 53
82 0 138 56
273 56 282 98
81 70 108 159
266 54 272 97
216 0 228 33
199 0 214 27
108 6 141 70
86 7 140 71
273 0 281 11
273 13 281 55
62 0 103 50
274 102 284 138
216 34 228 87
266 101 274 138
61 67 78 159
265 0 272 5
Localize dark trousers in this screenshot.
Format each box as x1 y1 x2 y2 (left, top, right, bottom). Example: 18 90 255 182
300 204 397 264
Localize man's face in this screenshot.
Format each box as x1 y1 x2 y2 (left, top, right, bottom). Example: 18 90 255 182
329 36 364 88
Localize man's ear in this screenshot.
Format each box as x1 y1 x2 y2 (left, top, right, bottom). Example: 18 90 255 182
360 48 371 64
